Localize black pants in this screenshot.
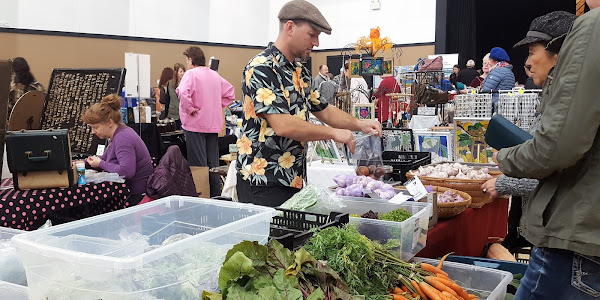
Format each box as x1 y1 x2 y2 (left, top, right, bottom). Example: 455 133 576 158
184 130 221 197
236 174 299 207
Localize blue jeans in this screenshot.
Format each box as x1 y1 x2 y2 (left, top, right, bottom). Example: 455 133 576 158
515 247 600 299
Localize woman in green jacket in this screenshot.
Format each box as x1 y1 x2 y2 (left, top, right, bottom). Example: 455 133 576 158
496 6 600 300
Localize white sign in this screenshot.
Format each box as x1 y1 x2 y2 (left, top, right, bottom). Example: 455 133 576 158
404 176 428 200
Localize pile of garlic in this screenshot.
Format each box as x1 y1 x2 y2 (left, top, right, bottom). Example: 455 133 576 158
410 163 493 180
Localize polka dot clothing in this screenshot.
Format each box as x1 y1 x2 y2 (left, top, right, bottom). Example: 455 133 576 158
0 178 131 230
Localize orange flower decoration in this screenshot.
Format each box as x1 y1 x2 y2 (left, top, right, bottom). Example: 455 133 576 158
370 27 380 39
290 176 303 189
245 68 254 86
243 95 257 120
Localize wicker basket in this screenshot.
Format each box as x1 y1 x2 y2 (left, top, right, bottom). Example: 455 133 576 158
434 186 472 218
406 171 497 208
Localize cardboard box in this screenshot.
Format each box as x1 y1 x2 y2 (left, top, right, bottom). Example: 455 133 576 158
190 166 210 198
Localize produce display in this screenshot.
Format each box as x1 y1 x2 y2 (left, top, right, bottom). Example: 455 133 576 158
409 163 493 180
303 226 483 300
202 240 358 300
333 175 397 199
437 190 467 203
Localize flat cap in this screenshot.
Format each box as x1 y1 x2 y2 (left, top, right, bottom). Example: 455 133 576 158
278 0 332 35
513 11 576 53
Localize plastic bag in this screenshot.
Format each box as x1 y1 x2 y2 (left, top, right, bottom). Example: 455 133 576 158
279 185 346 212
348 133 384 167
86 172 126 184
0 238 27 286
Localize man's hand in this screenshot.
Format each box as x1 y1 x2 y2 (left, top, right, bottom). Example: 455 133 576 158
86 156 102 168
357 119 382 137
332 129 356 154
481 177 499 199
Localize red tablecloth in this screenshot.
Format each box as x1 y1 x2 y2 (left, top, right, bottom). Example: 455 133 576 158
0 178 131 230
417 198 510 258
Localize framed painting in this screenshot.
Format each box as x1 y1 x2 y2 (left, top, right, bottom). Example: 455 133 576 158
348 59 361 78
382 128 414 151
307 139 343 164
361 58 383 76
382 59 394 77
413 129 454 163
353 103 375 120
453 117 494 164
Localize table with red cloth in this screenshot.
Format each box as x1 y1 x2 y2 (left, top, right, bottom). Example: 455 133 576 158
417 198 510 258
0 178 132 231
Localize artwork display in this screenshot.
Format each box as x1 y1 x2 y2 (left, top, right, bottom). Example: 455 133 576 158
360 58 383 76
42 69 126 154
454 118 494 164
382 128 413 152
382 59 393 77
348 59 361 78
353 103 375 120
413 130 454 163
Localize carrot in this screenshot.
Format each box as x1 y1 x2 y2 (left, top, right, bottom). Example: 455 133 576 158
437 252 454 269
425 276 458 296
411 280 428 300
442 291 460 300
401 286 410 293
419 281 442 300
421 263 449 277
441 280 469 300
437 290 452 300
393 287 403 294
468 295 477 299
391 294 410 300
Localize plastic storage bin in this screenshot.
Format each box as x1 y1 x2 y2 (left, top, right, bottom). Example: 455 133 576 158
310 198 431 261
0 281 29 300
12 196 276 300
0 227 29 299
382 151 431 183
270 208 349 250
413 257 513 300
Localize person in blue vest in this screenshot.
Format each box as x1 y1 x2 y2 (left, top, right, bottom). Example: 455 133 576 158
481 47 515 112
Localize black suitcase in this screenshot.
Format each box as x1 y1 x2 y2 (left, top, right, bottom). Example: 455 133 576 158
6 129 76 190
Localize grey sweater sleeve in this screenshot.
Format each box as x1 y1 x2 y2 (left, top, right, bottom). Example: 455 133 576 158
495 174 539 197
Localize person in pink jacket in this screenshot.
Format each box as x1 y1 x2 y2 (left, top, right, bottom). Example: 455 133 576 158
177 46 235 196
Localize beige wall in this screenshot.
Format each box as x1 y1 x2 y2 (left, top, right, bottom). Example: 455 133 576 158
1 32 435 99
310 44 436 74
0 32 264 100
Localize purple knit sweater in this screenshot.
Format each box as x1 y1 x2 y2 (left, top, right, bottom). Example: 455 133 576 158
98 125 153 195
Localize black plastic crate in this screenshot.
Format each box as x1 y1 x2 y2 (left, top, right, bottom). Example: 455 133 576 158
382 151 431 183
270 208 349 250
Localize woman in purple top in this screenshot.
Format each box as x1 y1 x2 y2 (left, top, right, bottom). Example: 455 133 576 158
81 94 153 204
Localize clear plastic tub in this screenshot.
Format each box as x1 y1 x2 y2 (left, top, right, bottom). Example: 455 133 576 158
12 196 275 300
0 281 29 300
310 197 431 261
413 257 513 300
0 227 29 299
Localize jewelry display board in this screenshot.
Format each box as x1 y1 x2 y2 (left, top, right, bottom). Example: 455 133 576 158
41 69 126 155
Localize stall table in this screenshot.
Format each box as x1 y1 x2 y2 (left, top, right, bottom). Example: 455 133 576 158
417 197 509 258
0 178 131 230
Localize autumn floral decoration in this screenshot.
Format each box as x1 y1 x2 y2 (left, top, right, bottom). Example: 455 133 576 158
355 27 393 57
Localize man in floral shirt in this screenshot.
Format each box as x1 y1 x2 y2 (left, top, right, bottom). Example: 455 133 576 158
236 0 381 206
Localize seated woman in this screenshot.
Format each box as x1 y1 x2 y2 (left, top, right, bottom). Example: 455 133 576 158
81 94 153 204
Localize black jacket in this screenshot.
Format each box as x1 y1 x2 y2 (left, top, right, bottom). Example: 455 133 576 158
456 68 479 86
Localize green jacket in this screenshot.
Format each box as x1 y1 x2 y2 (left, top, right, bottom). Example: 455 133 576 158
497 8 600 257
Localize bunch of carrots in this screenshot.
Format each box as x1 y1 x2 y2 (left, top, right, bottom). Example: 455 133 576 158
382 253 481 300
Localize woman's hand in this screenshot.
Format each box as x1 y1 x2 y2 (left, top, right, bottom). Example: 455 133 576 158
86 156 102 168
481 177 499 199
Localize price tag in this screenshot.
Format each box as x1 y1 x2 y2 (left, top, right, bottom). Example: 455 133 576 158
508 92 514 97
470 89 477 94
404 176 428 200
96 145 106 156
518 88 525 94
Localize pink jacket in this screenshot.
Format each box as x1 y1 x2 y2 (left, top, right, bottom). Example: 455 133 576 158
176 67 235 133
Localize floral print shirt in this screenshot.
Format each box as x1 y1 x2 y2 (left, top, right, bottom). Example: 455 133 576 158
237 43 328 189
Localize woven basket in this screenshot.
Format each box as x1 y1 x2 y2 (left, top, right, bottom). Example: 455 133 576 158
406 171 498 208
434 186 472 219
